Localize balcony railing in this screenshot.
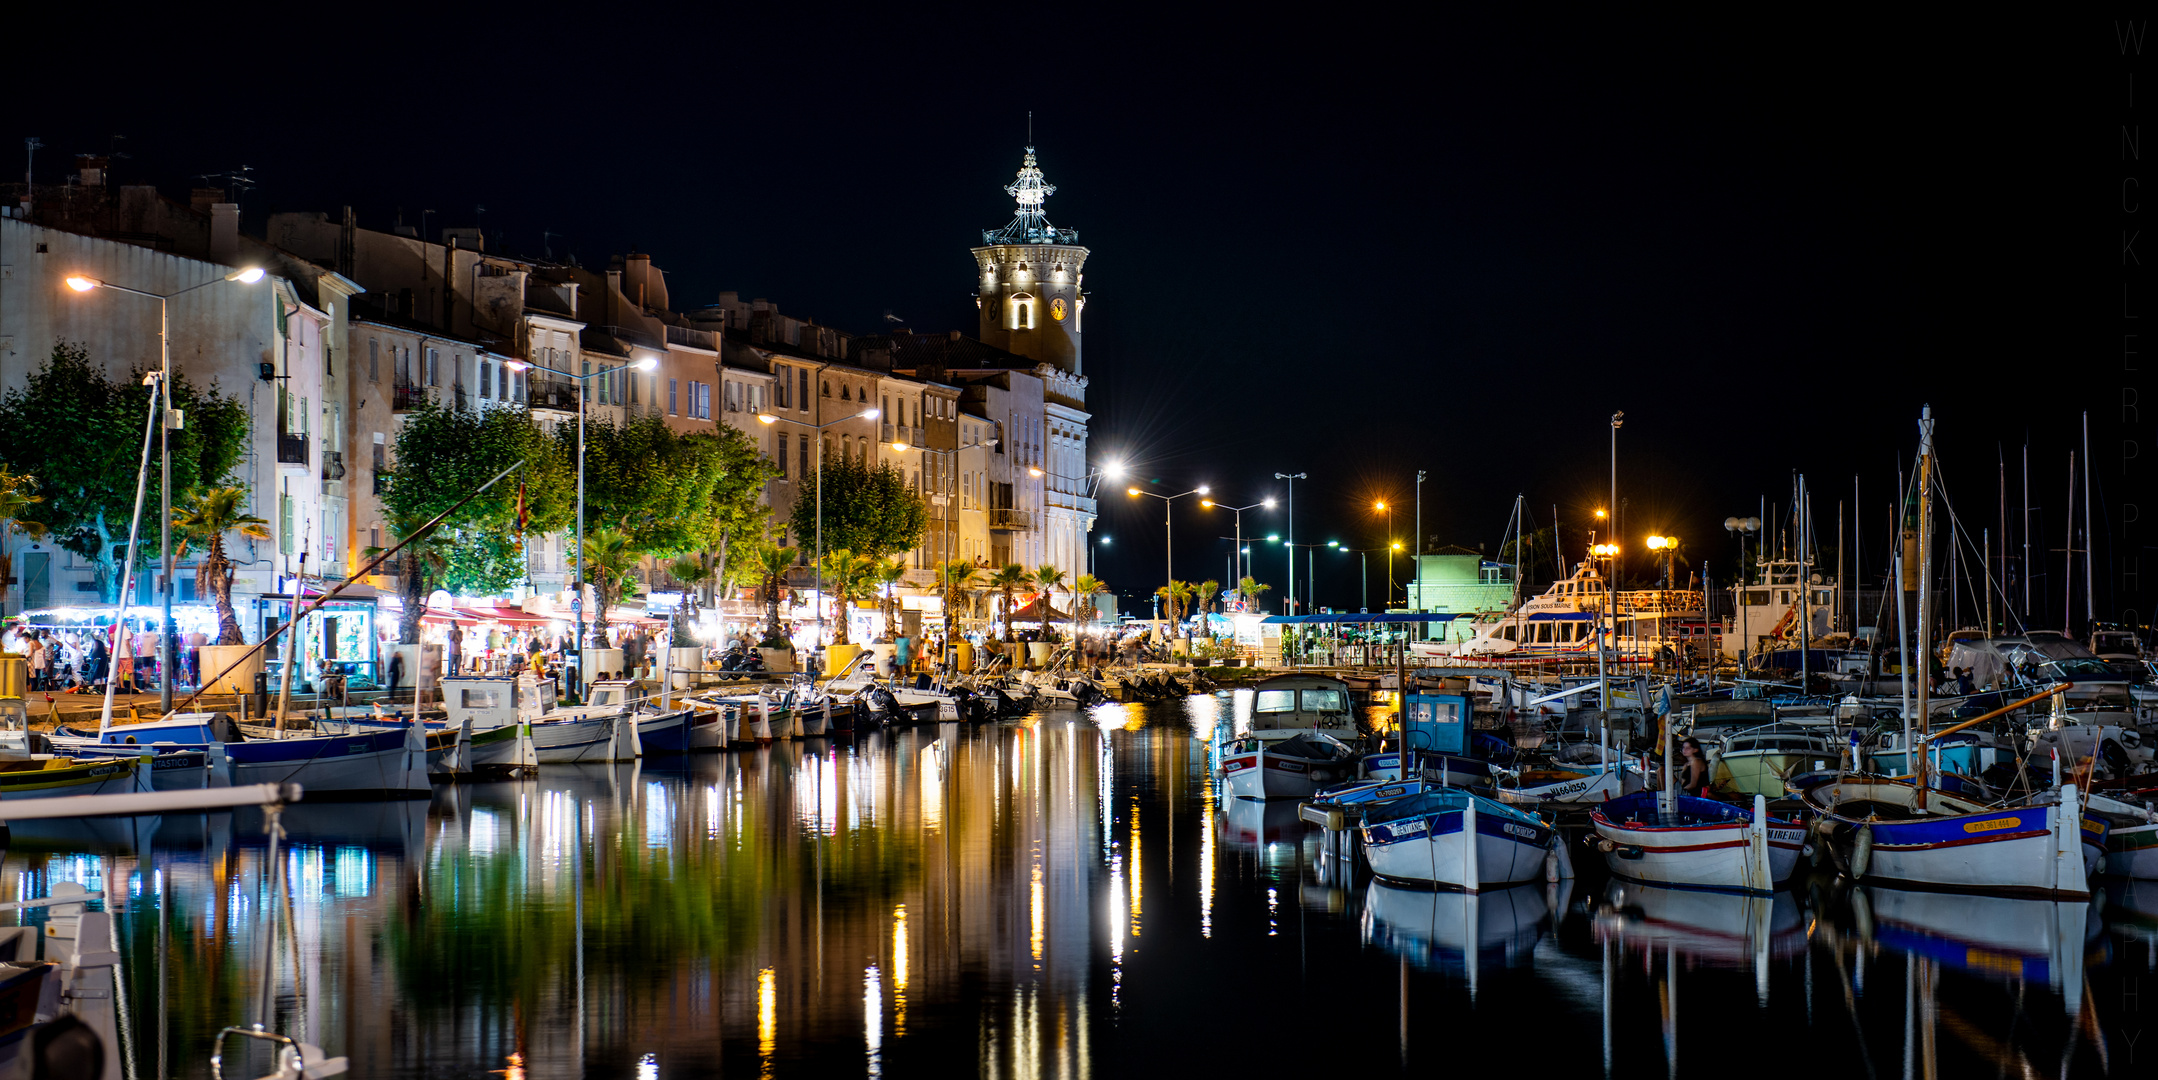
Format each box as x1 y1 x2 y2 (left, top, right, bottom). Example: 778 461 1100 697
988 508 1032 531
321 450 346 481
392 382 427 411
527 383 581 412
277 433 309 465
664 324 716 349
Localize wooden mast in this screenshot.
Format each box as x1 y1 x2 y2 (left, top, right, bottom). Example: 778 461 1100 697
1914 406 1935 805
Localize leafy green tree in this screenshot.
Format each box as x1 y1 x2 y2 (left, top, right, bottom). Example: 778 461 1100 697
0 468 46 624
986 563 1033 643
382 400 571 597
0 342 248 600
816 549 878 647
1154 579 1195 629
788 456 927 561
568 415 772 559
171 486 270 645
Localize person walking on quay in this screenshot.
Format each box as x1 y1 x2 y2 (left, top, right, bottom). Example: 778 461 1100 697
112 625 135 695
386 648 406 706
445 630 462 679
26 633 47 692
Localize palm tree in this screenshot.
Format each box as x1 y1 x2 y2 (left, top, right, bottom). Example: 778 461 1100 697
986 563 1033 643
754 544 799 643
0 469 44 628
580 528 644 636
870 556 910 640
1032 564 1068 641
1237 575 1272 614
171 486 272 646
1154 580 1195 633
938 557 980 651
1072 573 1107 625
1196 579 1222 640
818 549 876 646
668 555 715 644
366 513 452 645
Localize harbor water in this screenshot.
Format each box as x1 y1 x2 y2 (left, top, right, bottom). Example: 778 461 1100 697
10 693 2133 1077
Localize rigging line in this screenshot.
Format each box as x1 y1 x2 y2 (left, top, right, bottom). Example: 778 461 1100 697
1930 460 2030 637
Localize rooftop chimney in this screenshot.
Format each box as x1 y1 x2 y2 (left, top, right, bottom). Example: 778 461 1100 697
211 204 240 261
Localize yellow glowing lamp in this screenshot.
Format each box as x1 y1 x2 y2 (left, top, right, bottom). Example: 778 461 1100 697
1126 487 1142 497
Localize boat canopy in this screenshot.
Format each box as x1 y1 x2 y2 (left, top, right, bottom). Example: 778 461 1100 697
1260 613 1461 624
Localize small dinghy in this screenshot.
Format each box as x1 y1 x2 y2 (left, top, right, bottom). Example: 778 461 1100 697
1358 788 1555 891
1590 791 1805 895
1221 732 1357 800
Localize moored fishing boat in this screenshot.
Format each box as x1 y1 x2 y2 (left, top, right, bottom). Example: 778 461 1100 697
1712 724 1837 799
1802 777 2095 898
1221 732 1356 799
1590 791 1803 894
1358 788 1555 891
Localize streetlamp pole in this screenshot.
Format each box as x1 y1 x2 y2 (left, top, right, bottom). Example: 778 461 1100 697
892 438 959 666
506 353 657 692
1413 470 1426 611
1127 484 1208 632
65 266 265 713
1202 496 1275 603
759 407 878 662
1274 472 1305 612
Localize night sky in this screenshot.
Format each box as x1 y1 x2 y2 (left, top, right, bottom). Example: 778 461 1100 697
12 12 2134 621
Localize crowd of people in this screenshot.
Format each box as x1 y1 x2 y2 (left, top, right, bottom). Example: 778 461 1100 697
0 623 216 694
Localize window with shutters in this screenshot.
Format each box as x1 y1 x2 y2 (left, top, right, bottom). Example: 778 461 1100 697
280 494 294 555
798 370 809 410
480 360 492 399
428 348 441 386
669 379 678 415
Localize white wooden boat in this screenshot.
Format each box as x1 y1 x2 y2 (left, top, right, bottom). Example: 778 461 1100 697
1802 777 2096 898
1358 788 1555 891
1221 732 1357 799
1589 791 1803 895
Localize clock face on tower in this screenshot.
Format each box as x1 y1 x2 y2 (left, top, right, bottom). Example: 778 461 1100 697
1050 297 1067 322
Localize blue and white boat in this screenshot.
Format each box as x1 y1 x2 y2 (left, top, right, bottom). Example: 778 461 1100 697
1590 791 1805 895
57 713 428 797
1801 777 2097 898
1358 788 1555 891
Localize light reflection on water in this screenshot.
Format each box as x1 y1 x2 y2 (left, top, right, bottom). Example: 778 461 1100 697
0 694 2137 1076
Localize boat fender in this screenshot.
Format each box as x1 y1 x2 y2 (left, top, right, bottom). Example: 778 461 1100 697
1850 824 1873 880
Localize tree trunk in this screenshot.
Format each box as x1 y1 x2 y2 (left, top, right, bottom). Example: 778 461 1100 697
207 537 245 646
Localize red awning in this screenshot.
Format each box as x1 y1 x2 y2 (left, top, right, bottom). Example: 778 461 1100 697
454 605 556 626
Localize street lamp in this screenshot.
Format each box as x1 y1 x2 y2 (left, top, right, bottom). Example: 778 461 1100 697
1274 472 1306 612
1266 536 1329 615
1200 496 1274 595
1127 483 1208 633
1374 500 1398 608
65 264 265 713
760 406 878 658
893 438 961 662
506 352 659 684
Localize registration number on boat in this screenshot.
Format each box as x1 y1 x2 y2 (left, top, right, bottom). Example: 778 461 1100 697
1503 823 1539 840
1963 816 2020 834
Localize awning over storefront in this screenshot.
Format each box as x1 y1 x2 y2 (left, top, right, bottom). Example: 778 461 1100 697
1259 613 1462 624
1009 597 1071 622
454 604 556 626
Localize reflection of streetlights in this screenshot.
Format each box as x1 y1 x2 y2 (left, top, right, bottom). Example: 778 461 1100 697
761 406 879 653
1128 484 1208 630
1201 496 1274 595
66 265 265 712
507 353 659 669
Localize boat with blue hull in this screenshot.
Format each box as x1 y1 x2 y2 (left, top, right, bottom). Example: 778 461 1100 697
1802 777 2097 898
1358 788 1555 891
56 713 428 797
1590 791 1804 895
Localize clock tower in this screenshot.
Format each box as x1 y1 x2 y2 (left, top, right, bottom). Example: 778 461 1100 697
973 146 1088 377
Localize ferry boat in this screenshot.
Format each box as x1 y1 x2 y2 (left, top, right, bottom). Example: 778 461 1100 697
1413 558 1701 663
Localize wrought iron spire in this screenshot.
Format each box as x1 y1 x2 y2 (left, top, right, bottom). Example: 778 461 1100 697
983 146 1077 245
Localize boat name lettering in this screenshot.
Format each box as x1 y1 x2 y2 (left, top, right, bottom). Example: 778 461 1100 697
1963 816 2020 834
1502 822 1539 840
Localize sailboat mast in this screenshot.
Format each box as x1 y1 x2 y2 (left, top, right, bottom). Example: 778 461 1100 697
1798 475 1811 690
2065 450 2076 635
1915 406 1935 800
2084 412 2095 633
1997 449 2007 634
2022 443 2031 620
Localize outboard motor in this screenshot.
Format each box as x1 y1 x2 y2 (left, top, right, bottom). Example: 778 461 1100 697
865 684 903 726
